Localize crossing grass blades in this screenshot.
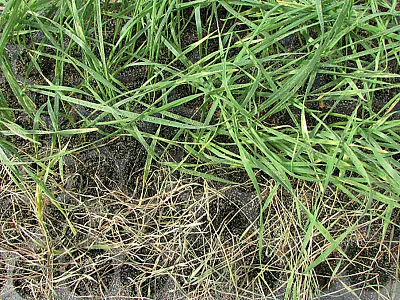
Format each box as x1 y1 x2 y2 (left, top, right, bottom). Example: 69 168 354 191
0 0 399 299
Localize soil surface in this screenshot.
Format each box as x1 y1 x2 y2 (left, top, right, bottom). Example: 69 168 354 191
1 2 399 300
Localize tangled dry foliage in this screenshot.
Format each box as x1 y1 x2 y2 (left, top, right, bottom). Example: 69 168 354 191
0 152 399 299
